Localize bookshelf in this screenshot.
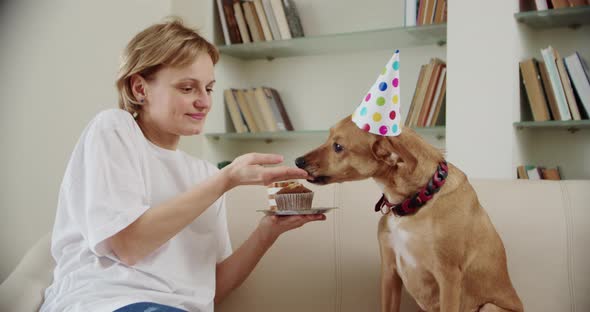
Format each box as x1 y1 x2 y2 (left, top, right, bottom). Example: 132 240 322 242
206 126 446 143
515 6 590 29
209 18 447 143
218 24 447 60
514 120 590 132
514 4 590 180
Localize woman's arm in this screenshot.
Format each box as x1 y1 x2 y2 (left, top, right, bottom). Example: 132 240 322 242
214 214 326 303
109 153 308 266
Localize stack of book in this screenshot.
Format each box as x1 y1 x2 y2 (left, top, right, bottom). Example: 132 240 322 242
519 47 590 122
405 58 446 128
517 165 562 180
519 0 588 11
216 0 304 45
224 87 294 133
404 0 447 27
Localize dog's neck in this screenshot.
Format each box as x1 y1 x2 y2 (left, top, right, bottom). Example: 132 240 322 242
372 129 445 210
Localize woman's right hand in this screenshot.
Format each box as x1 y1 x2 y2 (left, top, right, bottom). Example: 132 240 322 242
221 153 309 189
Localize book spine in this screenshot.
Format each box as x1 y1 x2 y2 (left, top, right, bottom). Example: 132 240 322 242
405 0 418 26
541 47 571 120
234 1 252 43
216 0 231 45
281 0 304 38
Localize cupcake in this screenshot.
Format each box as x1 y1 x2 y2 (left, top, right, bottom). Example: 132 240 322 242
274 182 314 211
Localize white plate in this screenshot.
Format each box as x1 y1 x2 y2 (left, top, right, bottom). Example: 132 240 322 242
256 207 337 216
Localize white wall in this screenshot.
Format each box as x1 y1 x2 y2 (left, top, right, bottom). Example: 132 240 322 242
0 0 171 281
446 0 523 179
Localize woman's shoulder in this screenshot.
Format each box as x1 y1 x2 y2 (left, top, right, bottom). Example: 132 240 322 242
91 108 136 131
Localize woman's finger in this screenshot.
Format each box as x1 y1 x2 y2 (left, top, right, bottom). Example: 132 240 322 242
263 167 309 182
246 153 284 165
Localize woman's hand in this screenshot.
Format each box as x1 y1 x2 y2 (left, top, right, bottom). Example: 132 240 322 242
221 153 309 189
257 214 326 243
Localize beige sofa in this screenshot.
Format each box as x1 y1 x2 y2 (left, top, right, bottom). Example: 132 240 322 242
1 180 589 312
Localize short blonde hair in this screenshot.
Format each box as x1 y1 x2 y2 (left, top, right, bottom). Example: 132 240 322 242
116 17 219 115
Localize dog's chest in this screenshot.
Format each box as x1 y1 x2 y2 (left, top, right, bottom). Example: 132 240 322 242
386 217 418 270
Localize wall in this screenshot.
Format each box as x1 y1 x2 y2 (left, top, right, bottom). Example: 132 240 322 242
0 0 171 281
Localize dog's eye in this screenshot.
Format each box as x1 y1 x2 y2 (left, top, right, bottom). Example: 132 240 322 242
333 143 344 153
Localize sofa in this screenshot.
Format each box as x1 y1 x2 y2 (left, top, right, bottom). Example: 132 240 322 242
1 179 589 312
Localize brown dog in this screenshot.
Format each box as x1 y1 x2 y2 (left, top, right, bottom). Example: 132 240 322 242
295 116 523 312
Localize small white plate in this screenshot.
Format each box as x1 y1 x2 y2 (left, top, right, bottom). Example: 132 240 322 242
256 207 338 216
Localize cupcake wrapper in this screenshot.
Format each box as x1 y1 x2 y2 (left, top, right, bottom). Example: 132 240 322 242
275 193 314 211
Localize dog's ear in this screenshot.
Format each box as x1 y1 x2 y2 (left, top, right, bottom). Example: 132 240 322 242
371 137 400 166
371 136 418 171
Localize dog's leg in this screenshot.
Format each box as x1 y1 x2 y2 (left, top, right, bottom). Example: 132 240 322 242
380 265 402 312
379 224 402 312
437 269 462 312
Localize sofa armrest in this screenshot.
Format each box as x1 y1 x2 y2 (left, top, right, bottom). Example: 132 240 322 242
0 232 55 312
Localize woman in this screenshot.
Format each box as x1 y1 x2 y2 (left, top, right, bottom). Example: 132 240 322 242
40 18 325 312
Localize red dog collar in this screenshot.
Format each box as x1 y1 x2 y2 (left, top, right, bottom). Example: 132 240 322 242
375 161 448 217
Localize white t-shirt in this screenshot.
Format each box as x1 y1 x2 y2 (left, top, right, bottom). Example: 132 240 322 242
40 109 232 312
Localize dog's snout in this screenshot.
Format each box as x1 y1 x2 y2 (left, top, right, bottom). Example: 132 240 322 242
295 157 306 169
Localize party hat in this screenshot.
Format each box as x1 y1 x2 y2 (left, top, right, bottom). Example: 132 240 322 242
352 50 401 136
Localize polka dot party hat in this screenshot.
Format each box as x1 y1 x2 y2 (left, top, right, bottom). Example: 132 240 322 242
352 50 401 136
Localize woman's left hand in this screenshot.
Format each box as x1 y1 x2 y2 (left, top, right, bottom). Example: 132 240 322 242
258 214 326 242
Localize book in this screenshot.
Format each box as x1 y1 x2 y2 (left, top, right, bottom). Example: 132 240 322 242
253 0 274 41
224 89 249 133
526 165 543 180
535 0 549 10
233 1 251 43
418 61 444 126
281 0 304 38
404 0 418 26
433 0 446 24
409 60 435 126
417 0 427 26
519 58 550 121
268 88 294 130
569 0 588 6
427 66 447 126
245 89 270 132
541 46 571 120
517 165 529 179
255 87 292 131
242 1 264 42
550 0 570 8
433 97 446 126
220 0 243 44
406 64 426 126
538 61 560 120
270 0 292 40
215 0 231 45
234 89 260 132
555 49 581 120
262 0 281 40
542 167 562 180
423 0 437 25
564 52 590 118
253 87 280 131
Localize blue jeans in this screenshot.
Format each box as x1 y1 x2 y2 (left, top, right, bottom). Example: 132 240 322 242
114 302 188 312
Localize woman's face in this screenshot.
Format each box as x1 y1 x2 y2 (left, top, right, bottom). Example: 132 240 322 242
143 53 215 137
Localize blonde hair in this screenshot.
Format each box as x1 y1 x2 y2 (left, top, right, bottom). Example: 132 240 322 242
116 17 219 115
